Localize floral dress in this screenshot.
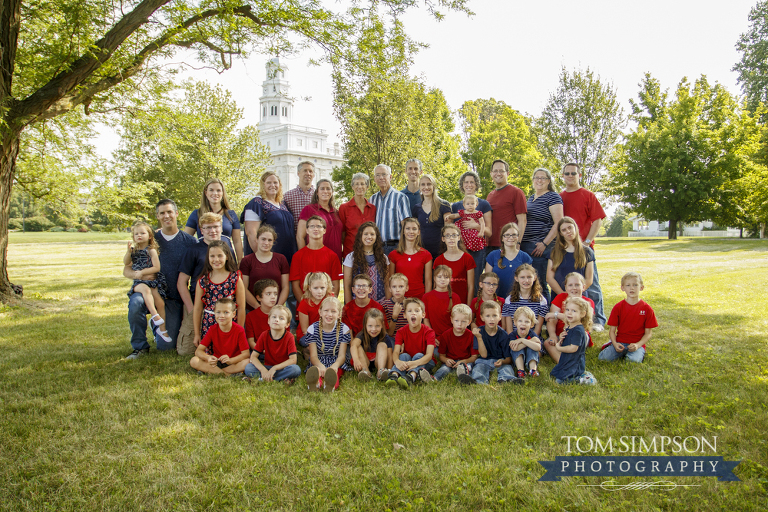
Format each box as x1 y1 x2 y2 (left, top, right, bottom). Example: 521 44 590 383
198 270 241 339
127 247 167 298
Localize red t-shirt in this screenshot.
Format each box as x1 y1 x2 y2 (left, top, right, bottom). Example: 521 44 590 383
296 298 323 342
487 184 527 247
299 204 344 260
470 296 506 327
438 328 479 361
395 324 436 357
434 252 477 304
245 308 270 345
338 199 377 258
606 299 658 348
239 252 289 309
200 322 249 359
254 330 297 367
388 248 433 298
422 289 461 337
289 245 343 288
342 299 388 336
560 188 606 249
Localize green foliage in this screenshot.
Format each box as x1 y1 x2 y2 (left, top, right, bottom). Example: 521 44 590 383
536 67 625 191
8 219 22 230
330 13 466 201
458 98 542 195
605 207 633 237
111 80 271 222
734 0 768 113
610 74 762 240
49 226 65 232
24 216 55 232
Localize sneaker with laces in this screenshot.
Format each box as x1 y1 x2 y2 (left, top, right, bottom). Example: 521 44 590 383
126 348 149 360
516 369 526 379
529 369 540 377
418 368 435 383
592 324 605 332
458 373 476 385
397 374 412 390
456 363 469 378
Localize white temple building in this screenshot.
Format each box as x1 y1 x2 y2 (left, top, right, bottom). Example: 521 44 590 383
257 58 344 190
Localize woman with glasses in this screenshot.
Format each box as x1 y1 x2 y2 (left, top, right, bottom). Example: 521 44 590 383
520 168 563 304
484 222 532 298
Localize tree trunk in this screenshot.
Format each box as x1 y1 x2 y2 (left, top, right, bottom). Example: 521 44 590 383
0 128 20 300
761 223 766 239
668 219 678 240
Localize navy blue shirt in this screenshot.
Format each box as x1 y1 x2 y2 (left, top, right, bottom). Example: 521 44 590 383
401 186 422 210
185 209 241 239
155 229 197 302
474 325 511 361
552 246 595 291
522 192 562 244
550 324 587 381
178 239 234 298
412 201 452 259
451 198 492 215
241 197 296 263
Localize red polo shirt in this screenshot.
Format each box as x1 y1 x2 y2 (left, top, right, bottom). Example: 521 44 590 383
338 198 377 257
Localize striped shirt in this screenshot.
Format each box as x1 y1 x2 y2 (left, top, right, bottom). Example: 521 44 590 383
283 186 315 233
502 295 549 321
522 191 563 244
370 187 411 243
303 321 353 370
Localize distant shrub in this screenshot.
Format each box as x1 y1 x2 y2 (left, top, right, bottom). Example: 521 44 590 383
66 227 78 233
8 218 22 230
25 216 55 232
49 226 65 232
90 224 104 232
78 227 88 232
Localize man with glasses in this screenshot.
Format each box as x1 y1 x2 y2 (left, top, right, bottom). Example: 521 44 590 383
289 215 343 299
560 162 607 331
486 159 527 254
370 164 411 255
126 199 196 359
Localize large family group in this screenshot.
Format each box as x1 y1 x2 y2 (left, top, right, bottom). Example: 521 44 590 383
124 159 658 389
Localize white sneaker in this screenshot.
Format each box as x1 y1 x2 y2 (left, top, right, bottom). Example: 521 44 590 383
592 324 605 332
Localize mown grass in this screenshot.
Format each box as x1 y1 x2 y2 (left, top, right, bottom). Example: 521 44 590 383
1 233 767 511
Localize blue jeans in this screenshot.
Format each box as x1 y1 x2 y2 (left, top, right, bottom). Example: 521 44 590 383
599 344 645 363
468 248 486 293
511 347 539 368
128 293 178 352
389 353 435 377
434 362 471 381
585 258 606 326
245 363 302 381
520 240 554 304
471 358 515 384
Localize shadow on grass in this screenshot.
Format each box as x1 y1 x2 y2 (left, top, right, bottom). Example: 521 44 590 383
643 238 768 253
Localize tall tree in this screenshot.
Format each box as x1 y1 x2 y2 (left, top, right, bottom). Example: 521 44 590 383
734 0 768 113
330 14 465 200
610 74 761 240
536 67 625 190
0 0 470 300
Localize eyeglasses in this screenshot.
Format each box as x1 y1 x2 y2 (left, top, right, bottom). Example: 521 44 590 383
502 233 519 239
444 234 460 239
490 170 506 175
353 284 370 289
563 172 578 176
533 176 549 181
480 281 499 287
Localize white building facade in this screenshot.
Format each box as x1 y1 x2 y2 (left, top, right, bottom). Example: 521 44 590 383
257 58 345 190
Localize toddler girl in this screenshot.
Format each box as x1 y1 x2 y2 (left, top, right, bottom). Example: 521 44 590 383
304 297 352 392
550 296 596 385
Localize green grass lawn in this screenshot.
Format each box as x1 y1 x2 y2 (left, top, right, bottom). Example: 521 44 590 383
1 233 767 511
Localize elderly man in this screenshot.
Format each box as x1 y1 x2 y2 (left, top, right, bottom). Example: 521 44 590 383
486 159 527 252
125 199 196 359
401 158 424 209
370 164 411 255
560 162 607 331
283 160 316 234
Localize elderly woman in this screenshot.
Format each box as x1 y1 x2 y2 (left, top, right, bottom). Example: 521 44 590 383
241 171 296 264
451 170 492 290
521 167 563 304
412 173 452 259
184 178 243 261
338 172 376 258
297 178 344 260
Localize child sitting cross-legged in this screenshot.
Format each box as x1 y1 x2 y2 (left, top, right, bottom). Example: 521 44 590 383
434 304 478 381
342 274 387 336
599 272 658 364
189 298 250 376
244 279 279 351
550 296 596 385
350 309 395 382
244 305 301 384
508 306 542 379
386 298 436 389
460 301 522 385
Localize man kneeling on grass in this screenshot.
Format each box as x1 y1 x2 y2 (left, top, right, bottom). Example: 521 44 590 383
190 298 249 376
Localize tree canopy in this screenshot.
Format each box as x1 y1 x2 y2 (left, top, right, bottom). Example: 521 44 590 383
734 0 768 113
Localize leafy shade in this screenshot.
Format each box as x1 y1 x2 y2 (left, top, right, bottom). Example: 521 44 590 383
734 0 768 114
610 74 761 240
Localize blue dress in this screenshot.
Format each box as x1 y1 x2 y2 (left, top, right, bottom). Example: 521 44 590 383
128 247 167 298
241 196 296 263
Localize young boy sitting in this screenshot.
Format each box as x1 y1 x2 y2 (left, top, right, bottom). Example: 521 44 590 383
599 272 659 364
245 279 279 350
190 298 250 375
460 301 521 385
386 298 436 389
381 273 409 336
342 274 387 335
509 306 542 378
244 305 301 384
434 304 479 381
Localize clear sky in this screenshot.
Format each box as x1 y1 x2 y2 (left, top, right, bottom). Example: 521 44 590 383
97 0 759 156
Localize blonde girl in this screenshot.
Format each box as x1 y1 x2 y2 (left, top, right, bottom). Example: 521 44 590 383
387 217 433 298
434 224 476 305
412 173 452 259
485 222 532 299
501 264 548 336
422 265 460 338
547 216 594 298
350 309 394 382
296 271 334 345
125 221 171 342
544 272 596 362
304 297 352 392
550 296 594 384
193 241 246 346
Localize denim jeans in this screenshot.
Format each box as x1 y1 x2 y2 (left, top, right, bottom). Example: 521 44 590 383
434 362 471 381
245 363 302 381
511 347 540 368
389 353 435 377
468 248 486 293
585 258 607 326
471 358 515 384
520 240 554 305
127 293 178 352
598 344 645 363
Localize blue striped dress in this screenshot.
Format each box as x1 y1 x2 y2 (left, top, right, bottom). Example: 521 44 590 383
303 321 353 371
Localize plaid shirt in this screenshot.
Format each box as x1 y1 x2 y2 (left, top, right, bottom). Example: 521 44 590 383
283 185 314 234
370 187 411 243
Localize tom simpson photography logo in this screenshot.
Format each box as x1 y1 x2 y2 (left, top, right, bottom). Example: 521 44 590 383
538 436 740 490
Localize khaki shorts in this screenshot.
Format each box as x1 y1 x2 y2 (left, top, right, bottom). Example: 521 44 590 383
176 308 196 356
